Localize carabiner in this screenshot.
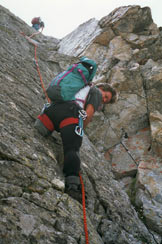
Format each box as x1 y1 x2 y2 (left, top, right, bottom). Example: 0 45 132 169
75 125 84 137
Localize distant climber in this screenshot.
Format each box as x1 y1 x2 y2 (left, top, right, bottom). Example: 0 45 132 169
31 17 44 31
34 57 118 203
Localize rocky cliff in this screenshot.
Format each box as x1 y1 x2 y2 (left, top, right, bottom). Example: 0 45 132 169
0 4 162 244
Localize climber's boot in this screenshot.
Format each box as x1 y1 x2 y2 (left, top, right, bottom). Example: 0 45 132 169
64 176 82 203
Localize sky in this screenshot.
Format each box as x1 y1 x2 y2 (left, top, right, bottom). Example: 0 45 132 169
0 0 161 39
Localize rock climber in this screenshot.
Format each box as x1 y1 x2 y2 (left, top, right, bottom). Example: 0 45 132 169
36 82 117 202
31 17 44 31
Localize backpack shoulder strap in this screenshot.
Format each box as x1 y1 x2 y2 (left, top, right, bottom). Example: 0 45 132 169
77 68 88 85
56 63 89 86
57 64 78 86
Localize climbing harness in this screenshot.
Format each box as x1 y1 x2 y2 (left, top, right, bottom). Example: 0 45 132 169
60 117 79 129
20 31 89 243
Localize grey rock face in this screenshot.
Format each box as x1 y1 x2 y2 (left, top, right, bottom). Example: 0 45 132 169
0 4 161 244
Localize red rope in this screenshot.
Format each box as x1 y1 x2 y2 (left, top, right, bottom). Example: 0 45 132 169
21 32 89 242
20 31 50 103
79 172 89 244
34 44 50 103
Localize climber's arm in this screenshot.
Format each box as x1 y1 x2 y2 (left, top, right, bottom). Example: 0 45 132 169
84 104 95 128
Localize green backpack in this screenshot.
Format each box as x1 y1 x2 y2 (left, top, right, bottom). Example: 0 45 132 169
46 56 97 102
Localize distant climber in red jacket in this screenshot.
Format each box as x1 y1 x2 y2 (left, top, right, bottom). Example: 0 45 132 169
31 17 44 31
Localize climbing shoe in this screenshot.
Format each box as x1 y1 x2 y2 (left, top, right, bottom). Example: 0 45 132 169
64 176 82 203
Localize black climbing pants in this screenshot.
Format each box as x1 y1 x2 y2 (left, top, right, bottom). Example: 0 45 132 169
44 102 83 177
61 124 82 176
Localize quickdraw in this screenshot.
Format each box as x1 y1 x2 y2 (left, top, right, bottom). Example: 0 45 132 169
75 116 84 137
